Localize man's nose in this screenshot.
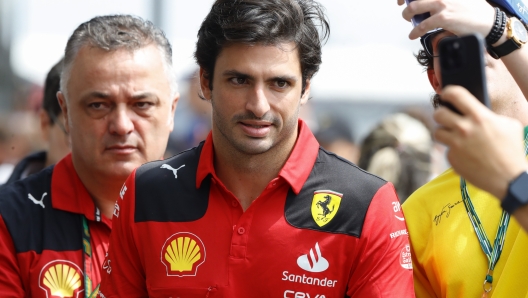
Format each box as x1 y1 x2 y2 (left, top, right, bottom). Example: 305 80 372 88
246 84 270 118
109 106 134 135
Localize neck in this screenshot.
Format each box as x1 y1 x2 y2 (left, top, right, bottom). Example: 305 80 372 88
77 171 125 219
492 95 528 126
213 131 298 211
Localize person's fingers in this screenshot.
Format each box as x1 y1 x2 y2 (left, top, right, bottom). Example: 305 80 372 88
433 105 464 130
398 0 405 6
440 85 488 117
407 11 445 39
433 126 454 146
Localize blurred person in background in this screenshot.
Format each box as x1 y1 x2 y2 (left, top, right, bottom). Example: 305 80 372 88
100 0 414 296
0 122 14 184
358 113 432 203
165 69 212 157
399 0 528 296
315 116 360 164
0 111 42 185
0 14 178 297
3 58 70 185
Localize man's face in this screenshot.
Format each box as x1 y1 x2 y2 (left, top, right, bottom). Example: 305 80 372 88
428 30 522 109
200 42 310 156
40 110 70 166
58 45 178 180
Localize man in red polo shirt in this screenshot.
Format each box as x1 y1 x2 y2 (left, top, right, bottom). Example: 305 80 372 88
0 15 178 297
100 0 414 297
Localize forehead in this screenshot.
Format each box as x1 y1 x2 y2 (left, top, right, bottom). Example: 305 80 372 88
66 44 170 94
214 42 301 75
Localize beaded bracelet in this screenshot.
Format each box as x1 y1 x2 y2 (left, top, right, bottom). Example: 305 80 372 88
486 8 507 45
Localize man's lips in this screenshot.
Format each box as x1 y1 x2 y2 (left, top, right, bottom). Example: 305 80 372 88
239 121 272 138
105 145 138 154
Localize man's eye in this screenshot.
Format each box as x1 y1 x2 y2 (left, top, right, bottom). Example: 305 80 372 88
135 102 152 109
230 77 246 85
89 102 105 109
276 80 288 88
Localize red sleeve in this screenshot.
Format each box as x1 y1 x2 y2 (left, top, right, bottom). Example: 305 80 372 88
0 215 25 297
99 170 148 297
346 183 415 297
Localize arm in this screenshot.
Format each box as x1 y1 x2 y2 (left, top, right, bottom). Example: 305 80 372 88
346 183 415 297
398 0 528 100
99 170 148 297
434 85 528 231
0 215 25 297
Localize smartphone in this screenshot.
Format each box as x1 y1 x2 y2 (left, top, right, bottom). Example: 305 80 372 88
438 33 491 114
404 0 431 27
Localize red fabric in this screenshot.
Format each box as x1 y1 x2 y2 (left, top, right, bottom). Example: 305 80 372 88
100 120 414 297
0 154 111 297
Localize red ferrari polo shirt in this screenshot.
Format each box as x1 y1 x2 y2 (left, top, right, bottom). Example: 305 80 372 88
100 120 414 297
0 154 111 297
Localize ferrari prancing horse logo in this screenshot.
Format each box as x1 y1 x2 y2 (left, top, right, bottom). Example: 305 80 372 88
311 190 342 227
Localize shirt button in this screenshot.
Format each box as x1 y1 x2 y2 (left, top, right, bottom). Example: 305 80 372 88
231 200 238 207
237 227 245 235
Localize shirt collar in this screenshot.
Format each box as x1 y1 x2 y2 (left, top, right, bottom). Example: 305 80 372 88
196 119 319 194
51 154 102 223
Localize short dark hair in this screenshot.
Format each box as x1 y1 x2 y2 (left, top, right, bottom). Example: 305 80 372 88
43 58 64 124
61 14 176 98
194 0 330 94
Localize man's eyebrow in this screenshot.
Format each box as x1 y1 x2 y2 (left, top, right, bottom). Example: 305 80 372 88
222 70 298 82
270 75 298 82
81 91 111 101
222 70 254 80
131 92 159 101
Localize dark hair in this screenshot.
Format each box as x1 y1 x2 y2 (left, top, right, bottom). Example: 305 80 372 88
194 0 330 95
43 58 64 124
61 14 176 97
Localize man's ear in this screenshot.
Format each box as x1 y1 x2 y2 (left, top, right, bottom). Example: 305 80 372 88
56 91 70 134
199 68 212 100
300 79 311 105
427 68 442 94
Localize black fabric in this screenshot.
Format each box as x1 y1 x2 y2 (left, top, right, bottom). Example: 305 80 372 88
284 148 387 238
135 142 210 223
3 151 47 186
0 166 83 253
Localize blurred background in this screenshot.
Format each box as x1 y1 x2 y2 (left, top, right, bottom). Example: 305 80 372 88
0 0 447 200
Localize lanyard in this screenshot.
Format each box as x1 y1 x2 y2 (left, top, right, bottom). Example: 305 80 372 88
460 180 509 297
460 127 528 298
82 216 100 298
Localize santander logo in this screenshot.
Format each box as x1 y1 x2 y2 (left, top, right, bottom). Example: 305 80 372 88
297 242 329 273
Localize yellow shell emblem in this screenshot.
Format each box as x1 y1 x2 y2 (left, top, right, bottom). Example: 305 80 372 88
161 232 206 276
311 190 343 227
39 260 83 298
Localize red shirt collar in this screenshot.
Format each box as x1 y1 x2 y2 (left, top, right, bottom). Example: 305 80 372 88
51 154 109 225
196 119 319 194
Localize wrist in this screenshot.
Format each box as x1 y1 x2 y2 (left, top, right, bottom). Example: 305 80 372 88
501 169 528 214
495 168 526 200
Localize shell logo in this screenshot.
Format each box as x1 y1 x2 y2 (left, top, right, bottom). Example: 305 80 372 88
39 260 83 298
161 232 206 277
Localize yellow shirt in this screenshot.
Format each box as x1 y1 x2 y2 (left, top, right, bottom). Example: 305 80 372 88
403 168 528 298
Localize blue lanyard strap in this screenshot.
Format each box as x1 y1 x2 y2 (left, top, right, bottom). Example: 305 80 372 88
460 128 528 297
82 216 100 298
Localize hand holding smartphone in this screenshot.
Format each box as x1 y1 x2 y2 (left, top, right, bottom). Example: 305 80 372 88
438 33 491 114
404 0 431 27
